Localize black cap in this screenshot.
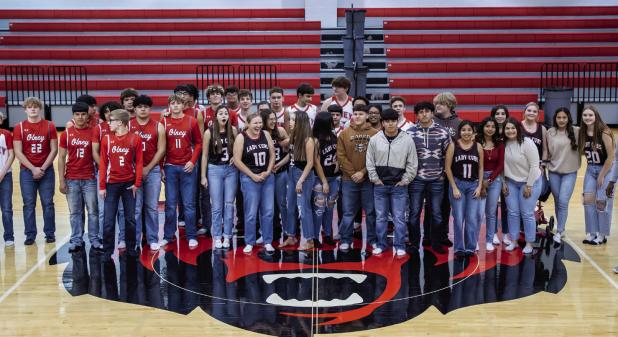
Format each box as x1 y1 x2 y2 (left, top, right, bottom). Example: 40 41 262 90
380 108 399 121
76 94 97 106
72 102 90 113
133 95 153 107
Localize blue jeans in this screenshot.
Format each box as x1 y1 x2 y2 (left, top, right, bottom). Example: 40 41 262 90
240 173 274 245
66 179 99 247
583 164 614 236
449 178 481 253
135 166 161 245
208 164 238 239
164 164 198 241
20 167 55 240
103 181 136 253
340 179 376 245
274 170 288 233
408 178 443 247
286 166 316 239
548 171 577 233
479 172 502 242
312 176 340 237
505 177 542 243
96 168 124 244
0 172 14 242
374 184 408 250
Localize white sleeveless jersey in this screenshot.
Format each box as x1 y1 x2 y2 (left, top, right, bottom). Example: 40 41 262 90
287 103 317 123
0 131 11 173
328 96 354 125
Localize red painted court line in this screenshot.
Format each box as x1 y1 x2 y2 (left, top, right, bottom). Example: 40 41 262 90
0 8 305 19
338 6 618 17
383 18 618 30
8 21 321 32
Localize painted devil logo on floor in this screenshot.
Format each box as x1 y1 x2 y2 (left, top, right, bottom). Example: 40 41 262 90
50 235 579 336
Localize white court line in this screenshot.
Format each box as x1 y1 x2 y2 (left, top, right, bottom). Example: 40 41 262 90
564 237 618 290
0 234 70 304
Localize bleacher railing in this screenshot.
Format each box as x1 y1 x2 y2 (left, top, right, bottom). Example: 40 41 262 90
540 62 618 104
195 64 278 105
4 65 88 126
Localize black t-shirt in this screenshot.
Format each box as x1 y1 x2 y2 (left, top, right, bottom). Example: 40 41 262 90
241 131 270 174
208 129 231 165
584 135 608 165
273 136 289 172
452 141 480 181
319 138 339 177
522 124 544 158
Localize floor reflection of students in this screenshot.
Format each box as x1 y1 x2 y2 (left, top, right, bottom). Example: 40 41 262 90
140 256 163 310
119 253 138 304
448 258 482 312
164 251 199 314
69 249 89 296
406 252 426 319
423 251 450 313
500 255 535 301
88 249 102 298
546 247 568 294
483 257 498 304
101 255 119 301
211 250 240 326
241 253 277 333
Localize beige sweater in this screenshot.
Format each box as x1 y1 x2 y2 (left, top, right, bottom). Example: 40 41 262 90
504 138 541 186
546 126 581 174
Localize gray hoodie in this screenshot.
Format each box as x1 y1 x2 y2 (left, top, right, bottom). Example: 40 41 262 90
366 130 418 185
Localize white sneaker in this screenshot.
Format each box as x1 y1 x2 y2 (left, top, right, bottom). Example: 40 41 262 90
243 244 253 253
522 245 533 254
486 242 495 252
553 232 562 244
475 243 479 251
503 234 512 246
188 239 198 248
264 244 275 252
339 243 350 251
505 242 517 251
214 238 223 249
160 239 169 247
117 241 126 249
222 237 230 248
492 234 500 245
178 221 185 227
149 242 160 251
256 236 264 245
396 249 407 257
5 240 14 247
371 243 378 250
372 247 383 255
613 266 618 274
197 228 208 235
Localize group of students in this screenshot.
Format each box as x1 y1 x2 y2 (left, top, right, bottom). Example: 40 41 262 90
0 77 615 266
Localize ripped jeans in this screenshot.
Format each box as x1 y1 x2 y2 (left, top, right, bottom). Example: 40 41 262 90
312 176 340 238
583 164 614 236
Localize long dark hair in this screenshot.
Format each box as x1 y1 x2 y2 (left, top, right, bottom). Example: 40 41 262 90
210 105 235 155
504 118 524 144
99 101 122 122
476 117 500 145
260 108 282 142
551 107 577 150
290 110 313 161
578 105 614 156
313 112 337 146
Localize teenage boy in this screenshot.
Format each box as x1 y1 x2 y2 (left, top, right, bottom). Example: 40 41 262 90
336 104 378 251
13 97 58 245
59 102 99 252
405 102 451 253
99 109 143 255
199 84 225 134
162 94 203 248
353 97 369 107
269 87 288 128
225 85 241 115
328 105 345 136
129 95 166 250
120 88 139 116
173 84 203 118
66 94 98 129
237 89 253 131
321 76 354 125
366 108 417 256
0 111 15 247
390 96 414 130
286 83 317 124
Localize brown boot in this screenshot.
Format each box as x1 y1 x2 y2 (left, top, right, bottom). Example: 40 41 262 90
280 236 298 248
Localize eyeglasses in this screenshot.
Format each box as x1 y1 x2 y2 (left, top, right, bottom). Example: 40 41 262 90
109 118 119 122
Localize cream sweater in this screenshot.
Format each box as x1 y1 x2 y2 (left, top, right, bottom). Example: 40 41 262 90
504 138 541 186
546 126 581 174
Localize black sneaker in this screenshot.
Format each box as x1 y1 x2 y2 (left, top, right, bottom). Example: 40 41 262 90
441 238 453 247
432 244 446 254
313 239 323 249
68 245 82 253
324 236 336 246
24 238 35 245
45 237 56 243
